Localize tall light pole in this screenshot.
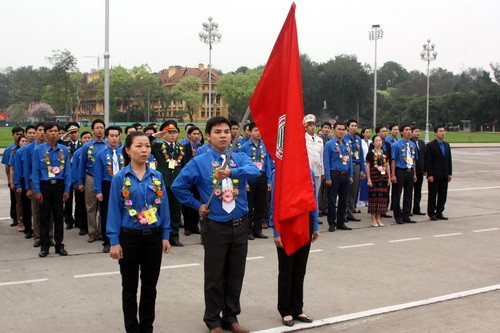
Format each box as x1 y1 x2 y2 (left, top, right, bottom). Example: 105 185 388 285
199 16 221 119
104 0 110 125
369 24 383 130
420 39 437 143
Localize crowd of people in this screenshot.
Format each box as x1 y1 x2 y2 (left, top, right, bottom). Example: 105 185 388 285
2 115 452 332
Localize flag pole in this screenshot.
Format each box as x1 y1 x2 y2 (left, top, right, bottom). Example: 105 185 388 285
204 106 251 208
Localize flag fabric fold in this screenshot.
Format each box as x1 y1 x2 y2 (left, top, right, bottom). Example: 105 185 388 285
249 2 317 255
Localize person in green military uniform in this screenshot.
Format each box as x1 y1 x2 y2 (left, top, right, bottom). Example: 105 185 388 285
149 120 186 246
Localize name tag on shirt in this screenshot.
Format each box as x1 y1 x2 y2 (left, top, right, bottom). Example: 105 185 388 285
144 207 158 224
168 159 176 169
149 161 156 170
48 170 56 178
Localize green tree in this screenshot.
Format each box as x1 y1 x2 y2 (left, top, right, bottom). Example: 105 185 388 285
490 62 500 84
172 76 203 122
300 54 324 116
376 61 410 90
130 65 164 122
217 68 262 119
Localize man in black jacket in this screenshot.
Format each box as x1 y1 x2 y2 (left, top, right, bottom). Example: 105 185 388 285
411 126 426 216
425 125 452 221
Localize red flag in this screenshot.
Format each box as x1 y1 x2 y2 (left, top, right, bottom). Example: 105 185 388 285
249 3 316 255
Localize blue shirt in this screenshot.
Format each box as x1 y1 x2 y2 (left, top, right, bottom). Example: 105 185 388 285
438 139 446 156
239 139 273 184
323 137 353 180
22 141 43 185
13 146 26 190
196 143 213 156
179 137 189 145
171 148 260 222
31 143 72 194
7 145 20 166
77 139 107 185
269 170 320 238
71 148 84 187
106 165 171 246
391 138 417 169
93 144 125 195
1 143 17 165
343 133 366 173
387 136 399 146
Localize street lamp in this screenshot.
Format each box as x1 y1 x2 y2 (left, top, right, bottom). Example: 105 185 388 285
104 0 110 125
369 24 383 130
420 39 437 143
199 16 222 119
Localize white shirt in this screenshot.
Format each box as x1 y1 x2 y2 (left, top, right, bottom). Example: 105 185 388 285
305 132 324 177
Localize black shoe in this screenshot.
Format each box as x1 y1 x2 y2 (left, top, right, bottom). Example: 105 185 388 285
294 314 313 323
79 229 88 236
66 224 73 230
396 220 404 224
337 225 352 230
33 239 42 247
247 233 255 240
409 213 414 217
55 246 68 256
436 215 448 220
430 215 437 221
103 245 110 253
24 233 33 239
192 228 201 234
413 212 426 216
282 317 294 327
328 225 336 232
403 219 417 223
39 249 49 257
347 217 361 222
254 233 268 239
318 221 323 224
382 213 392 218
10 220 18 227
184 229 192 236
170 240 184 247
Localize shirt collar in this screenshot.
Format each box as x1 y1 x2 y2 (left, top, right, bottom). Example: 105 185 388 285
123 164 154 181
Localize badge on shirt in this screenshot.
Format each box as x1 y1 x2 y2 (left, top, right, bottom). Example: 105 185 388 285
407 157 414 166
354 151 359 160
48 170 56 178
149 161 156 170
168 159 177 169
144 207 158 224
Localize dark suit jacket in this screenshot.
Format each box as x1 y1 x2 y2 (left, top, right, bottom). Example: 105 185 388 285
424 139 452 180
58 139 82 159
411 138 425 176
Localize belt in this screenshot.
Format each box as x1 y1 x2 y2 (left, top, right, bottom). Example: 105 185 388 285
41 179 64 185
331 170 349 176
396 168 413 172
353 162 360 165
209 214 247 226
121 226 162 236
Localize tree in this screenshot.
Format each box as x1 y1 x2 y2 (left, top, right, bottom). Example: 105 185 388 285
172 76 203 122
130 65 164 122
376 61 410 90
300 54 324 115
490 63 500 84
28 102 55 121
217 68 262 119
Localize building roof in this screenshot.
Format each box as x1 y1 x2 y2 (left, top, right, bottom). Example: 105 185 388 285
157 64 220 85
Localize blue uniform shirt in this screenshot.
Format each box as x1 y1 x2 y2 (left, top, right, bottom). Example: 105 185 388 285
343 133 366 174
106 165 171 246
31 143 72 194
196 143 213 156
239 139 273 184
179 137 189 145
77 139 107 185
7 145 20 166
172 148 260 222
323 137 353 180
387 136 398 146
391 138 417 169
93 144 125 195
71 148 84 187
22 141 43 186
1 143 17 165
13 146 26 190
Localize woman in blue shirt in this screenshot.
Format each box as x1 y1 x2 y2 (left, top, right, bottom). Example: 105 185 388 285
106 131 172 333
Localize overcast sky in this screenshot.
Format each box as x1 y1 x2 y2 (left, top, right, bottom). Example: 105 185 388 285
1 0 499 76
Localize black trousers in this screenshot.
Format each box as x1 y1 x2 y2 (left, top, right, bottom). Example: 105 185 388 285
327 172 349 228
247 173 267 235
20 179 32 235
74 186 88 231
9 187 17 221
277 240 311 317
119 231 163 333
39 182 65 250
413 172 424 214
202 217 248 329
181 187 200 233
64 188 74 225
100 181 111 246
393 168 414 222
427 178 449 217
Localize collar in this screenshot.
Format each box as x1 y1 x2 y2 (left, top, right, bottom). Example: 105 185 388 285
123 164 154 181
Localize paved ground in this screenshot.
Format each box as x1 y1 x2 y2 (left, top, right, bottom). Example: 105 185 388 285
0 147 499 332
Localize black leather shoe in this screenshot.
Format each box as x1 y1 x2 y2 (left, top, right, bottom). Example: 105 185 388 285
382 213 392 218
328 225 336 232
39 249 49 257
254 233 268 239
430 215 437 221
55 247 68 256
403 219 417 223
79 229 88 236
192 228 201 234
396 220 404 224
33 239 42 247
103 245 110 253
413 212 426 216
409 213 414 217
66 224 73 230
25 233 33 239
282 317 294 327
436 215 449 220
347 216 361 221
184 229 192 236
170 240 184 247
247 233 255 240
294 314 313 323
10 220 18 227
337 225 352 230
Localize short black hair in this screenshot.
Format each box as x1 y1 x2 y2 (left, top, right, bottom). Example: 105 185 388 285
375 125 386 134
91 119 105 129
205 116 231 134
25 124 36 132
143 125 157 134
105 125 123 137
346 119 358 127
412 126 421 131
184 123 195 130
187 126 201 135
229 120 239 127
132 122 142 129
361 128 370 135
11 126 24 135
123 131 148 166
44 122 58 132
248 122 258 131
125 126 136 134
433 124 445 133
388 123 399 131
333 121 346 129
80 131 92 138
35 122 45 130
320 121 332 129
400 124 412 133
243 123 251 131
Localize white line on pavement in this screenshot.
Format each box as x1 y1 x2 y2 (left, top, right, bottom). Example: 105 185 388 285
432 233 463 238
0 278 48 287
473 228 499 233
253 284 500 333
388 238 422 243
310 249 323 253
338 243 375 249
75 263 201 278
160 263 200 270
247 256 265 261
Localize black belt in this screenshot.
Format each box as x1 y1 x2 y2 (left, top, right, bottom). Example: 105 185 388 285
353 162 360 165
396 168 413 172
41 179 64 185
121 226 162 236
331 170 349 176
208 214 247 227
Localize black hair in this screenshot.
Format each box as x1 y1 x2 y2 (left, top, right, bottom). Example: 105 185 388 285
35 122 45 130
320 121 332 129
16 134 27 145
123 131 148 166
229 120 239 127
105 125 123 137
412 126 421 131
184 123 195 130
91 119 105 129
132 122 142 129
243 123 251 131
371 134 382 142
143 125 157 134
375 125 386 134
125 125 136 134
80 131 92 138
400 124 412 133
43 122 58 132
361 128 370 136
433 124 445 133
388 123 399 131
205 116 231 134
333 121 346 129
248 122 257 131
346 119 358 127
25 124 36 133
11 126 24 135
187 126 201 135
